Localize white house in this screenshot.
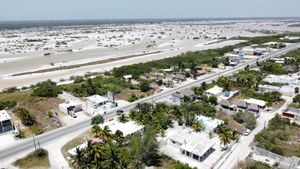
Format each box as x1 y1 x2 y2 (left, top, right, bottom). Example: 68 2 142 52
101 120 144 137
168 129 216 162
86 95 109 115
205 86 223 97
0 110 14 134
59 101 82 117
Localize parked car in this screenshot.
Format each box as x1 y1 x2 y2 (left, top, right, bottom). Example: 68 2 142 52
244 129 251 136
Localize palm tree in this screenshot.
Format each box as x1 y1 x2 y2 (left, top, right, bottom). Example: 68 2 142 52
70 148 87 169
103 126 112 140
114 130 125 145
90 143 106 162
118 114 128 123
91 124 104 138
103 143 122 169
219 130 232 149
192 121 202 132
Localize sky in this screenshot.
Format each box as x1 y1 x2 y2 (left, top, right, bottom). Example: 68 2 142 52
0 0 299 21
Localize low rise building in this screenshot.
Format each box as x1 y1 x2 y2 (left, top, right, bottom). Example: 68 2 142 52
172 88 197 102
59 101 82 117
0 110 14 134
205 86 223 97
168 130 216 162
282 107 300 121
101 120 144 137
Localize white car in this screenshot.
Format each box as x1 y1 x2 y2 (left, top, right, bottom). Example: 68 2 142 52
244 129 251 136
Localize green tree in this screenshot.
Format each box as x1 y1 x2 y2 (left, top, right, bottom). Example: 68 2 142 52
208 96 218 105
140 81 151 92
141 126 160 166
32 80 61 97
91 115 104 125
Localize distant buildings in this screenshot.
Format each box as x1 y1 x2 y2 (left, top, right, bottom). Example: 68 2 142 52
0 110 14 134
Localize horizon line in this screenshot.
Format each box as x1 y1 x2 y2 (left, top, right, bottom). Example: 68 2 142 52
1 16 300 22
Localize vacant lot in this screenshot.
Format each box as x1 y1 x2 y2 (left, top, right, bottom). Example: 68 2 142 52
255 115 300 157
0 90 63 136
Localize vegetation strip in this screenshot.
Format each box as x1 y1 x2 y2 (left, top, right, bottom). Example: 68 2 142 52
12 51 162 76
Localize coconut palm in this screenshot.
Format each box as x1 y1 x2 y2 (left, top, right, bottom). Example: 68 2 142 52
114 130 125 145
118 114 128 123
70 148 87 169
103 143 122 169
103 126 112 140
219 130 232 149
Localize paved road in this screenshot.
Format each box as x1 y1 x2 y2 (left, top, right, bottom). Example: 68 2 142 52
0 43 300 162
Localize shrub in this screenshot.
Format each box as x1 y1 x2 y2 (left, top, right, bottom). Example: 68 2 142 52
16 108 35 126
32 80 61 97
128 94 139 102
73 76 85 83
91 115 104 125
35 148 47 157
47 111 54 118
0 101 17 110
139 81 151 92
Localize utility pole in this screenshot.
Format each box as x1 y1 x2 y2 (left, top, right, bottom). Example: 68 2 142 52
32 135 37 151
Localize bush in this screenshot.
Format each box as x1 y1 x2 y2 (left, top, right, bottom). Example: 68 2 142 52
128 94 139 102
35 148 46 157
293 94 300 104
208 96 218 105
3 87 18 93
140 81 151 92
16 108 35 126
91 115 104 125
0 101 17 110
47 111 54 118
73 76 85 83
32 80 61 97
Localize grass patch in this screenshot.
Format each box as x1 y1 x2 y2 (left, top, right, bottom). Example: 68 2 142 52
13 149 50 169
0 90 63 137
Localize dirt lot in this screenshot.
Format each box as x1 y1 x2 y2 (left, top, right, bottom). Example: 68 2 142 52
0 90 63 137
217 112 246 134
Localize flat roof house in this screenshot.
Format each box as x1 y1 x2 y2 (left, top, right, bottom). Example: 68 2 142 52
168 131 216 162
0 110 14 134
86 95 109 115
59 101 82 117
100 120 144 137
205 86 223 97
